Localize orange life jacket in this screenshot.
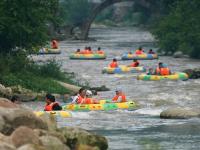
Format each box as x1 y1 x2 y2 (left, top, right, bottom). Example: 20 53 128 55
97 50 104 54
76 95 85 104
130 62 139 67
160 68 170 75
112 93 126 102
84 98 93 104
44 102 59 111
51 40 58 49
109 62 118 68
135 50 143 55
156 67 170 75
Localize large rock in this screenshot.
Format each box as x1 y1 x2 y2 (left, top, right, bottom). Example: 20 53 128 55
173 51 183 58
0 141 16 150
0 100 48 135
0 98 18 108
160 107 199 119
0 84 12 97
58 127 108 150
39 135 70 150
183 68 200 79
38 114 57 131
11 126 40 148
11 85 37 102
17 144 45 150
56 81 81 94
34 129 66 143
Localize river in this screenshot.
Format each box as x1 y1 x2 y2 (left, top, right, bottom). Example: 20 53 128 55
28 27 200 150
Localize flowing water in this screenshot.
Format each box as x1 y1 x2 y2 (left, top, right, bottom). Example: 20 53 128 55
28 27 200 150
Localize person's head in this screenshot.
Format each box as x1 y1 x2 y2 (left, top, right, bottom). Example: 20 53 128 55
113 58 117 62
85 46 88 50
77 49 80 52
86 90 92 98
88 47 91 50
79 88 86 97
45 93 55 104
115 88 122 95
133 59 137 62
138 47 142 50
128 51 132 54
11 95 20 103
98 47 101 50
149 49 152 52
158 62 163 68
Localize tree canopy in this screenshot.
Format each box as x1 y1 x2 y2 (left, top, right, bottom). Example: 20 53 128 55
0 0 58 53
152 0 200 58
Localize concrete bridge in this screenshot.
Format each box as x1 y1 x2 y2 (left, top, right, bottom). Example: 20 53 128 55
70 0 153 40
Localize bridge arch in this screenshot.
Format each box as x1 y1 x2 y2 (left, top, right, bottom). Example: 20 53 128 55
77 0 151 40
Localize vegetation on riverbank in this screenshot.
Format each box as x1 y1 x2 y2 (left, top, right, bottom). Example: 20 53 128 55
0 0 81 95
151 0 200 58
0 52 78 94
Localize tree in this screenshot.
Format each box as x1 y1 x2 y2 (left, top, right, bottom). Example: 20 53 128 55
0 0 58 54
152 0 200 58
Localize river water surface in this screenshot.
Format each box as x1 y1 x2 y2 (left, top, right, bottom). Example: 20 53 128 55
28 27 200 150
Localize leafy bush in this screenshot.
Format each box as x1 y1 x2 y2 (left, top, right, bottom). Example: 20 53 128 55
152 0 200 58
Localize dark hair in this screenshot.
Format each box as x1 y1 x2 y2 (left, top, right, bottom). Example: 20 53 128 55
113 58 117 62
149 49 152 51
98 47 101 50
133 59 137 61
11 95 19 103
88 47 91 50
139 47 142 50
79 88 85 94
46 93 55 102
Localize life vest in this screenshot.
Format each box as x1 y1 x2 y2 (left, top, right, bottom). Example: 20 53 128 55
76 95 85 104
156 67 170 75
97 50 104 54
51 40 58 49
84 98 93 104
160 68 170 75
130 62 139 67
44 102 59 111
135 50 143 55
112 93 126 102
109 62 118 68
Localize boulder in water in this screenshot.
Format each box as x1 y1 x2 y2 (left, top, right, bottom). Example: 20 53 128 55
58 127 108 150
39 135 70 150
11 126 40 148
160 107 199 119
183 68 200 79
0 99 47 135
173 51 184 58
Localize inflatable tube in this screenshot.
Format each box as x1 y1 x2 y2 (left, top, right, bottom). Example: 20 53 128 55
69 53 106 60
34 111 72 118
121 53 158 60
62 100 137 111
38 48 61 54
137 72 188 81
102 65 146 74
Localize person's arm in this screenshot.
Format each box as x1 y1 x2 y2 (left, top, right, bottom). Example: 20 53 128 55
71 96 78 104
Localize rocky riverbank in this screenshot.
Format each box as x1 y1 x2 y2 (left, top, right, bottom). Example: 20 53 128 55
183 68 200 79
0 98 108 150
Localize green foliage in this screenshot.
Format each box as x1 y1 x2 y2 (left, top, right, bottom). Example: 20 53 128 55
0 0 58 53
152 0 200 58
0 54 76 94
59 0 91 26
